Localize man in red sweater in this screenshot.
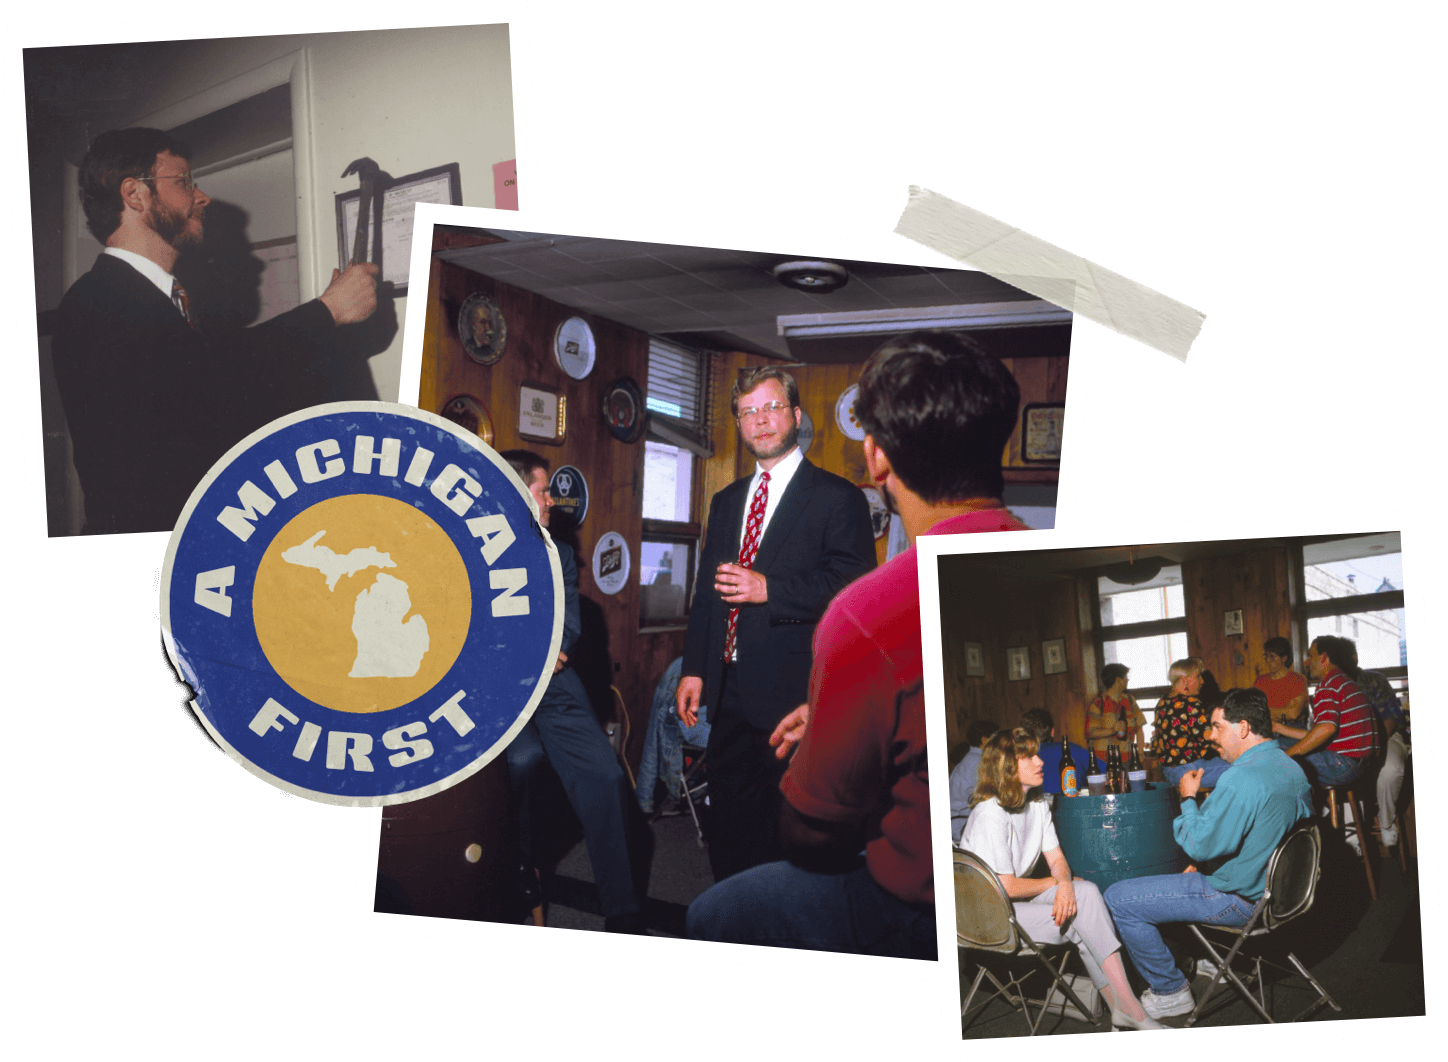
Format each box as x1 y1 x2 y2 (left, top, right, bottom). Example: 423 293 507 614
1273 635 1377 787
685 330 1029 957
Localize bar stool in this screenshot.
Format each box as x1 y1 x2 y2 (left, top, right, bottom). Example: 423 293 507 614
1323 785 1376 901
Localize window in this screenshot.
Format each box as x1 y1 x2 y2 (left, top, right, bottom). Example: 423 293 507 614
1098 563 1187 744
640 340 710 627
1302 533 1406 673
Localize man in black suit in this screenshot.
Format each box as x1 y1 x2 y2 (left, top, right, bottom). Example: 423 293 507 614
677 366 875 881
51 127 379 535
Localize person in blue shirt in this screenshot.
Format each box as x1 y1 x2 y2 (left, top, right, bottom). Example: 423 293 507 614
949 719 998 842
1104 688 1311 1020
1022 708 1091 795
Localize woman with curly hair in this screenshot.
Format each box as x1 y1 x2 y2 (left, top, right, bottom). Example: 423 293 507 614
959 728 1163 1031
1151 657 1229 788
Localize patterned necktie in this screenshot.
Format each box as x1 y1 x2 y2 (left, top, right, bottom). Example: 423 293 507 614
724 471 769 662
171 279 197 331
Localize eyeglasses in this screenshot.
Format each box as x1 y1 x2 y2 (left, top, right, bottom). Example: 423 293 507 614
737 401 790 420
136 172 197 195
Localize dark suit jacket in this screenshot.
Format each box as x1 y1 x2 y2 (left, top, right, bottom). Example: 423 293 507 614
682 456 876 730
539 542 590 711
51 253 338 535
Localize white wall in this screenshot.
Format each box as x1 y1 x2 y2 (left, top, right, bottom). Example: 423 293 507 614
113 24 515 401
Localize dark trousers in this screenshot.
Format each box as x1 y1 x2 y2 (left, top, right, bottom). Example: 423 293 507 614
505 695 639 917
706 664 790 883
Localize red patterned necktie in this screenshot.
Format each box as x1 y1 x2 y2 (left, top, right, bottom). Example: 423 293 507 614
171 280 198 331
724 471 770 662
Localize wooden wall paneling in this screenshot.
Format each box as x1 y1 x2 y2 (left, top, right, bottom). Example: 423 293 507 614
1182 546 1296 693
999 354 1068 475
423 257 675 773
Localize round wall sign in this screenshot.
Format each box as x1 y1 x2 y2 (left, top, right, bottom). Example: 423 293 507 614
602 376 646 443
859 484 891 540
592 531 631 595
553 316 597 380
797 407 815 456
835 383 865 441
548 464 589 525
458 293 507 365
160 401 563 806
439 394 495 447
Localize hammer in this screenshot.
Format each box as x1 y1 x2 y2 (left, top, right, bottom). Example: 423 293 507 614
342 157 381 266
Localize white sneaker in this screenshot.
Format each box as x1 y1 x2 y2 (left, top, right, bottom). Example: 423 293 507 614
1346 832 1363 856
1195 958 1220 981
1142 984 1195 1019
1380 826 1398 847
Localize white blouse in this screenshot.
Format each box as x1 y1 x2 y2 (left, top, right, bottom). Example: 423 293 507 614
959 797 1059 878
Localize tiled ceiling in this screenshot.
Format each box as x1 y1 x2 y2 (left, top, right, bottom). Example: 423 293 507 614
434 230 1047 361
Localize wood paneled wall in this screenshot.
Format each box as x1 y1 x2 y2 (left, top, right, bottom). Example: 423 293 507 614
936 545 1305 769
1182 546 1297 690
937 561 1092 765
419 256 684 768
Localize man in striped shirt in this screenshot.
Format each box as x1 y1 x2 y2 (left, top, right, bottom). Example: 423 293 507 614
1272 635 1378 786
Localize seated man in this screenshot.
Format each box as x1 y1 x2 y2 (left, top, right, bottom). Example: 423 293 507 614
499 450 642 934
1105 688 1311 1019
1021 707 1091 796
1272 635 1377 787
1351 666 1406 852
685 330 1028 958
949 719 999 841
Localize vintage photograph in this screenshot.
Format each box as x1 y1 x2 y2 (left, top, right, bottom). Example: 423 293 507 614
26 26 515 536
375 219 1071 951
936 532 1420 1032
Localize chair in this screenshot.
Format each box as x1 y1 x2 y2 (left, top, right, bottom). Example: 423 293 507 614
1324 779 1378 900
1184 823 1342 1026
677 742 708 846
954 849 1102 1035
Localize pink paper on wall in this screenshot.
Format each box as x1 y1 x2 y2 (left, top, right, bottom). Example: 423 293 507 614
493 159 518 210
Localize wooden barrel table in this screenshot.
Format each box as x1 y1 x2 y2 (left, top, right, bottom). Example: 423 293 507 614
1053 785 1188 892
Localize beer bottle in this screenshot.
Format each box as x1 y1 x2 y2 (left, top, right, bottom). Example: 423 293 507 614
1128 742 1143 774
1106 743 1120 794
1059 736 1078 797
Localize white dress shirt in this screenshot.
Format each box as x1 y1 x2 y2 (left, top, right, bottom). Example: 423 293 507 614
104 246 181 308
737 444 804 553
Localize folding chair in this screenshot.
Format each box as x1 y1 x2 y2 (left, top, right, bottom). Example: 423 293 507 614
954 849 1103 1035
677 742 708 846
1184 823 1342 1026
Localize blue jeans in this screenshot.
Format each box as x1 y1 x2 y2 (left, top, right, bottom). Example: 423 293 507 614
1276 737 1364 787
686 859 936 960
1162 757 1231 788
506 686 639 918
1104 872 1256 994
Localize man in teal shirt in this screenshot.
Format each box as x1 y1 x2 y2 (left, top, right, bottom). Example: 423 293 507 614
1105 688 1311 1019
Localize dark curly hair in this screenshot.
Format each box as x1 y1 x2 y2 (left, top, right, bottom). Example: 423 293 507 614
853 330 1019 504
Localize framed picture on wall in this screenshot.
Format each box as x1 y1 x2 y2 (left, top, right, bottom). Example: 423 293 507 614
1042 638 1067 675
1007 646 1031 682
964 642 984 677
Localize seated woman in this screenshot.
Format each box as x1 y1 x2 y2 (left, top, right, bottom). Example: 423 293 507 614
1253 637 1308 727
1085 663 1147 770
1152 657 1230 788
960 729 1164 1031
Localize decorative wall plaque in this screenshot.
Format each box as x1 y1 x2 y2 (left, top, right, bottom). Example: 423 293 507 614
1022 403 1064 463
553 316 597 380
439 394 494 446
518 382 566 445
592 531 630 595
602 377 646 443
457 294 507 365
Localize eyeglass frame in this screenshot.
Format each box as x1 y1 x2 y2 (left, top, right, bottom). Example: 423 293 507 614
133 171 198 195
736 400 793 421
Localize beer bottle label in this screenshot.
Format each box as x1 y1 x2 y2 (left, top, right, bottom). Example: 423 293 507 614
1061 766 1077 796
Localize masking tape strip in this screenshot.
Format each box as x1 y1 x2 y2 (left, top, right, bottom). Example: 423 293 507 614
895 186 1205 361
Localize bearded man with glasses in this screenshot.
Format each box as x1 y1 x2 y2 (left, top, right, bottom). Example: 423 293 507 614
52 127 381 535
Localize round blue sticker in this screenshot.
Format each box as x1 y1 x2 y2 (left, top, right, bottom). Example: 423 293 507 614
160 402 562 806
